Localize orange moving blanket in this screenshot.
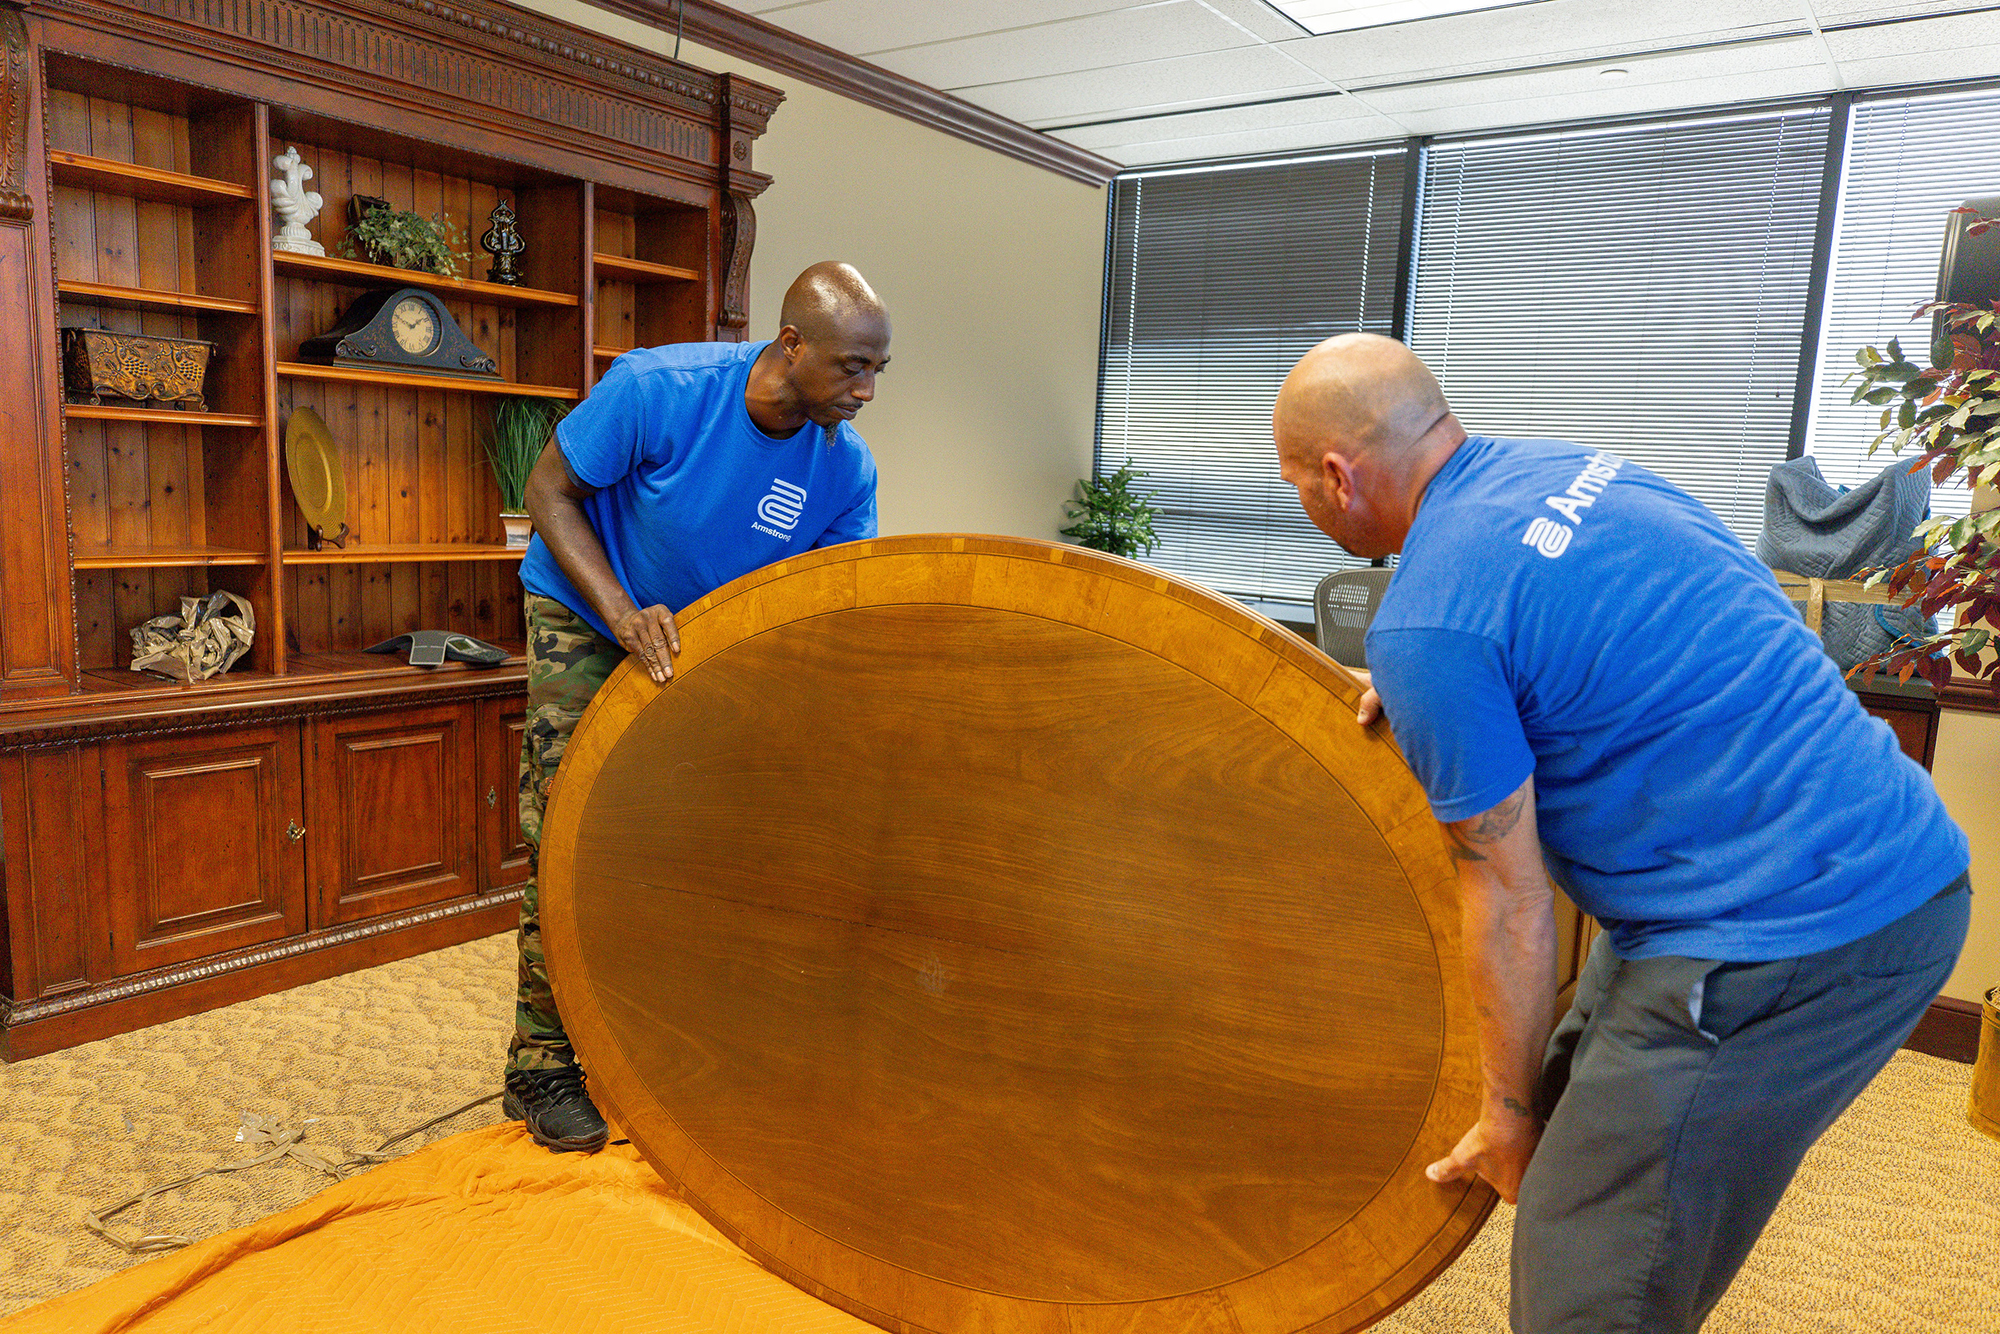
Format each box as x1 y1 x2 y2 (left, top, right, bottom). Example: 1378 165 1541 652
3 1123 878 1334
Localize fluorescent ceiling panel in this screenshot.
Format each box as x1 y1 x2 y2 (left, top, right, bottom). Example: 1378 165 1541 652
1267 0 1535 35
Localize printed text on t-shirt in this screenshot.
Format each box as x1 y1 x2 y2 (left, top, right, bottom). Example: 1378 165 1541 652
1522 451 1624 558
753 478 807 541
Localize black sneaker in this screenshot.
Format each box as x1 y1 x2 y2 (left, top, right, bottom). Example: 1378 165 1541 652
502 1065 610 1153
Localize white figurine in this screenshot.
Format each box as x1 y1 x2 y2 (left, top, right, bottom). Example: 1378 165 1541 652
271 146 325 256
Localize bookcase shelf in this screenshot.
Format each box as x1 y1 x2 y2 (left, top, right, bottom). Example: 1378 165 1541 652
62 404 264 427
281 544 526 564
274 250 577 308
48 150 253 205
74 545 266 569
592 252 700 284
57 280 259 316
276 362 578 399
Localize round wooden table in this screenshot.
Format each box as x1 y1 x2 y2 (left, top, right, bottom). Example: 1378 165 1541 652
541 535 1491 1334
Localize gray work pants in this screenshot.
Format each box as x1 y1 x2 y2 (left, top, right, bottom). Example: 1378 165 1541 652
1512 872 1972 1334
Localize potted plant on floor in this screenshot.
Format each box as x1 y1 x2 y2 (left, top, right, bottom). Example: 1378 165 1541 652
482 396 569 547
1060 461 1162 560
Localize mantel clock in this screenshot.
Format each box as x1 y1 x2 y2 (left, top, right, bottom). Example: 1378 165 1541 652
298 287 499 379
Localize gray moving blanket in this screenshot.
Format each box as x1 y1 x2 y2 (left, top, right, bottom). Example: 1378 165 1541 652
1758 455 1934 670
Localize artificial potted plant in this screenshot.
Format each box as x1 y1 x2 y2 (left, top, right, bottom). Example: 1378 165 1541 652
340 200 468 277
1060 462 1163 560
1846 208 2000 1143
1846 311 1999 694
482 396 569 547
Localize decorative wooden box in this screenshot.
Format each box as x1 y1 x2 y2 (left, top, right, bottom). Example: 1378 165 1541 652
60 327 216 410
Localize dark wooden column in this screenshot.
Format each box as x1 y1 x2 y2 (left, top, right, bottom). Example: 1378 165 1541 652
0 4 76 698
714 72 779 342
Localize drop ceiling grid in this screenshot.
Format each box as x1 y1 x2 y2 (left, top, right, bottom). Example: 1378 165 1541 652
709 1 2000 164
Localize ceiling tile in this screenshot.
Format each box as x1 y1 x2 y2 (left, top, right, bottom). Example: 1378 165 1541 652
865 1 1263 89
1065 108 1411 164
1053 90 1373 147
727 0 1144 57
1370 36 1835 133
978 46 1329 124
1197 0 1315 42
1825 11 2000 86
1812 0 1992 22
1286 0 1813 87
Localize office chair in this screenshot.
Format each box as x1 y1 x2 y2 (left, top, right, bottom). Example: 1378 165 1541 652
1312 567 1393 669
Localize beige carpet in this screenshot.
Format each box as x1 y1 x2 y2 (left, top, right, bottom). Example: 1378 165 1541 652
1 934 1995 1331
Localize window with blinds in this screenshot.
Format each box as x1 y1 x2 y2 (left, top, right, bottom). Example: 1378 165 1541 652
1097 148 1408 609
1801 86 2000 518
1407 108 1831 546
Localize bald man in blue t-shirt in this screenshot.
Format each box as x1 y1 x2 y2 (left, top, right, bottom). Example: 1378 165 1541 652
502 263 889 1153
1273 334 1968 1334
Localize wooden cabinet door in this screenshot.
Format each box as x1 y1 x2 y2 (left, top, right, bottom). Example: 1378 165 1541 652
308 703 478 926
477 696 531 892
1858 692 1939 771
99 724 308 976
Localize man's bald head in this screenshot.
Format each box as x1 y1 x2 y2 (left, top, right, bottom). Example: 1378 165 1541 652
1273 333 1450 466
780 261 888 345
1272 334 1465 559
750 263 892 438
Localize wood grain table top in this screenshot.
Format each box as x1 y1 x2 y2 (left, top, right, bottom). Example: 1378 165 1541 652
541 535 1491 1334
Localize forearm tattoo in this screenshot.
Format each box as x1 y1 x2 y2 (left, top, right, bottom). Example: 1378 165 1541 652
1445 786 1528 864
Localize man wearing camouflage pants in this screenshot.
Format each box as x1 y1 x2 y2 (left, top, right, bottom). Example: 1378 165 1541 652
504 262 892 1151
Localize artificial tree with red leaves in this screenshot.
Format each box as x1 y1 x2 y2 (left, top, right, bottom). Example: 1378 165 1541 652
1846 211 2000 700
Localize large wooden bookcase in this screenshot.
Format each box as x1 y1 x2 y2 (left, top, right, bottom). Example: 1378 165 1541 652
0 0 779 1057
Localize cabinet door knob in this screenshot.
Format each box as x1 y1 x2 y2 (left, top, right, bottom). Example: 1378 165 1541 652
486 786 498 808
286 819 305 843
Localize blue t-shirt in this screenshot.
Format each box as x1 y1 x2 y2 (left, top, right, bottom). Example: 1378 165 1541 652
519 341 878 638
1365 435 1968 963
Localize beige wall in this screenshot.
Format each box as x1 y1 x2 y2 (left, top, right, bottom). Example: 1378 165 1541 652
517 0 1108 540
1932 709 2000 1004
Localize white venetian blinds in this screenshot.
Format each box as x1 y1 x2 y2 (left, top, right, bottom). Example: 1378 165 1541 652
1408 108 1831 545
1802 86 2000 518
1097 148 1408 607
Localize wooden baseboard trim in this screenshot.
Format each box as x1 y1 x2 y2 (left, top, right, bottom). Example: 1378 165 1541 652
0 892 522 1061
1903 994 1983 1064
593 0 1120 187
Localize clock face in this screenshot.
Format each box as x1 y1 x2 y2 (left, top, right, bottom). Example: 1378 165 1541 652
391 297 438 355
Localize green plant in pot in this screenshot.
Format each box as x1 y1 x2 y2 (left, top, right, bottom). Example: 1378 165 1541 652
340 202 468 277
1061 462 1163 560
482 396 569 547
1847 209 2000 1145
1846 294 2000 699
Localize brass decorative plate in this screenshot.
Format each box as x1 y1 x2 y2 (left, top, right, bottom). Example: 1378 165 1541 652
541 535 1492 1334
284 406 346 534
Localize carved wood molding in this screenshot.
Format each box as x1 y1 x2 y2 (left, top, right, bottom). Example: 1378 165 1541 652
717 189 752 337
592 0 1118 188
0 887 521 1024
30 0 781 181
0 4 30 222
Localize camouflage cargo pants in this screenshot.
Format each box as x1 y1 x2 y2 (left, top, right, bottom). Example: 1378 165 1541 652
506 593 626 1075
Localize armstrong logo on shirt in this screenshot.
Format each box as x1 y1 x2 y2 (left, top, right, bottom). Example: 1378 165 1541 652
752 478 807 540
1521 450 1625 559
